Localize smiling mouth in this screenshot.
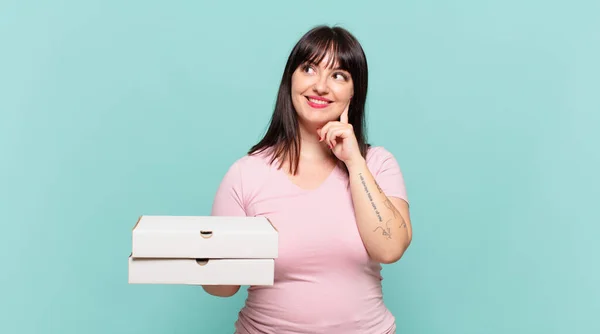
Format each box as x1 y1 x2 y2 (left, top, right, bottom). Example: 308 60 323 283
305 96 332 108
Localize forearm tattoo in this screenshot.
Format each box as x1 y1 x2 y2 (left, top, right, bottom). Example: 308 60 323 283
373 219 393 240
359 173 407 238
359 173 383 222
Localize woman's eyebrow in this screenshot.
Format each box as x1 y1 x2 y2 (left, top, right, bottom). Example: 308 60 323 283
303 59 349 72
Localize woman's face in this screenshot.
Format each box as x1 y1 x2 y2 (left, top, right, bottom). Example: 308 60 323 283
290 54 354 128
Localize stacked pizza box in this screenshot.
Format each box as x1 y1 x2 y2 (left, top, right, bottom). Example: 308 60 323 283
128 215 278 285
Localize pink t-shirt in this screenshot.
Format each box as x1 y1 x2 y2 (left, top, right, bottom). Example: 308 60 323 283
211 146 408 334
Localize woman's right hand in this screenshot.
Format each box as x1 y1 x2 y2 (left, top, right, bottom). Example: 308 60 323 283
202 285 241 297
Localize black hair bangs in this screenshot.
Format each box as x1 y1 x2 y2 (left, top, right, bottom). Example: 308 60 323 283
289 26 365 75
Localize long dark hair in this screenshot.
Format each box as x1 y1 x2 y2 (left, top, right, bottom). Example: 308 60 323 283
248 25 370 175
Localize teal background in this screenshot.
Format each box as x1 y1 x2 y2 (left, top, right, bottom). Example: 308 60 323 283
1 0 599 333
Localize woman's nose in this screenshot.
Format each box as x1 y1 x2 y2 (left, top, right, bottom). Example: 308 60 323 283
312 74 329 94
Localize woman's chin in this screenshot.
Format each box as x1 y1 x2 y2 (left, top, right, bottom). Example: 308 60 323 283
299 118 330 132
298 111 338 125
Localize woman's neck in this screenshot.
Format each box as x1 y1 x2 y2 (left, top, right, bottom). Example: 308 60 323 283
298 122 336 163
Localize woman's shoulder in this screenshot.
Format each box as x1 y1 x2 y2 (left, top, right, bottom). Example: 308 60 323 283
230 148 275 170
222 149 277 182
365 145 406 177
215 150 278 209
366 145 397 164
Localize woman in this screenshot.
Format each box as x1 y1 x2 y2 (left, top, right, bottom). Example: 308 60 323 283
206 25 412 334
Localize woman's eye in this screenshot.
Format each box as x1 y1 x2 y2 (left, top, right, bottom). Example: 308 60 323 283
303 65 315 73
334 72 347 80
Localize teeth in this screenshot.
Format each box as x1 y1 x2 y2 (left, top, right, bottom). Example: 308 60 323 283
308 98 329 105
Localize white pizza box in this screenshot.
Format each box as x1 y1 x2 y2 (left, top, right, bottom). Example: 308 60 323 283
128 256 275 285
131 215 278 259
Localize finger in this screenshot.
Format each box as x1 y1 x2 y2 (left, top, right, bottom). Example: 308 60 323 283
330 131 341 149
317 124 328 141
324 125 337 148
319 121 338 141
327 126 346 149
331 127 352 149
340 103 349 124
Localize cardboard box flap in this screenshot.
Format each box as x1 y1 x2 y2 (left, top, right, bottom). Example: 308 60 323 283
131 215 278 259
128 256 274 286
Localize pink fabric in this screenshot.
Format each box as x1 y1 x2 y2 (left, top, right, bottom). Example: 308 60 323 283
211 146 408 334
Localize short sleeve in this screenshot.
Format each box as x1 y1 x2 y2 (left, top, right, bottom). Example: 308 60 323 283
368 147 409 203
211 160 248 216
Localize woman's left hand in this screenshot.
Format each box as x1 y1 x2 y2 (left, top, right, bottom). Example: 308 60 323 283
317 104 363 166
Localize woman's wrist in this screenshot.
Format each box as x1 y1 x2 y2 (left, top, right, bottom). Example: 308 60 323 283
344 155 367 172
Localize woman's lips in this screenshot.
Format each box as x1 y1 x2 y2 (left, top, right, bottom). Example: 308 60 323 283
305 96 332 109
